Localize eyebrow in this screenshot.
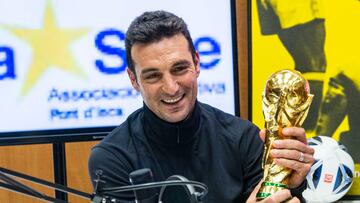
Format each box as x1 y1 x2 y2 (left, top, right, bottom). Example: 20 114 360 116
140 59 193 76
172 60 192 67
141 68 159 75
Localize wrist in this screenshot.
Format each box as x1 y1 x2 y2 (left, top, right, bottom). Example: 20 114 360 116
290 180 307 203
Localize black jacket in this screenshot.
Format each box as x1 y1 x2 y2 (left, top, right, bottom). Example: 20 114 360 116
89 101 266 202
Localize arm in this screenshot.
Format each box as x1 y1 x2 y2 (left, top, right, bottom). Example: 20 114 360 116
238 124 264 202
88 146 135 202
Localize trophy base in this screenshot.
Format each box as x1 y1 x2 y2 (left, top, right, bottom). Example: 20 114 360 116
256 181 288 200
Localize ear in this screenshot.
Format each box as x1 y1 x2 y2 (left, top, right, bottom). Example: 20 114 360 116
127 68 140 91
195 52 200 77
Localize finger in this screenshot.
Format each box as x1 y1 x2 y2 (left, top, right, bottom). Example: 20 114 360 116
271 149 314 163
308 145 315 155
272 139 314 154
273 158 313 188
273 139 307 151
285 197 300 203
246 180 263 203
273 139 315 155
272 139 306 150
264 189 292 203
282 127 307 144
259 129 266 142
274 158 312 176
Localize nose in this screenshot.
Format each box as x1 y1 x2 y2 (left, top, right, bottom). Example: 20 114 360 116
162 75 179 95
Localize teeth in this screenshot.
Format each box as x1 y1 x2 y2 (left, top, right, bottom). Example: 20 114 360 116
163 96 182 103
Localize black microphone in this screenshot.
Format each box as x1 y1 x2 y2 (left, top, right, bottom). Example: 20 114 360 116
129 168 158 203
159 175 201 203
100 168 208 203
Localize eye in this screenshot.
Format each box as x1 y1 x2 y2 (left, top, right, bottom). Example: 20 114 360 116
142 72 162 83
171 66 188 75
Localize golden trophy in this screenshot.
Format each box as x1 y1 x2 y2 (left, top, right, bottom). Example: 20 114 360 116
256 69 313 200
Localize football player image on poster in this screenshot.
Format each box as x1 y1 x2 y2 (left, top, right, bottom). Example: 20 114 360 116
251 0 360 196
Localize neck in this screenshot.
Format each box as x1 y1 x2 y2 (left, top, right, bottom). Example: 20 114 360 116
142 101 201 147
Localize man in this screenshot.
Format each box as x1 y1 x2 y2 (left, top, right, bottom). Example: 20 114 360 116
88 10 314 202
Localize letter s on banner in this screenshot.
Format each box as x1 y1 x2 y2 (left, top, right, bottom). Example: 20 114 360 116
95 29 127 74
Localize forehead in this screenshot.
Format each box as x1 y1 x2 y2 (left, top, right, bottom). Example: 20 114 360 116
131 34 192 70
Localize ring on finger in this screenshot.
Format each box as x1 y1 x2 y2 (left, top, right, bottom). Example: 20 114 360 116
298 152 305 162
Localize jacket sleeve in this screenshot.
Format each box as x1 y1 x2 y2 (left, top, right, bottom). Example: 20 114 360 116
238 123 264 202
88 146 135 202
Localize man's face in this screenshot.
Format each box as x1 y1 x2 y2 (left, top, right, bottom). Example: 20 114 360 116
127 34 200 123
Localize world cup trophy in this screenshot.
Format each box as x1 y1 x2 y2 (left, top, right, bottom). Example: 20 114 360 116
256 69 313 200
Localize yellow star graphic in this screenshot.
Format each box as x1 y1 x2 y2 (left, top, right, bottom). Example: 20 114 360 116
3 1 89 95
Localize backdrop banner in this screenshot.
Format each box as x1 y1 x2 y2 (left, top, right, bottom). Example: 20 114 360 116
251 0 360 197
0 0 236 137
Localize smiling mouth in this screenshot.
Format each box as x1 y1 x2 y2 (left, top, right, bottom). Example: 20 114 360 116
162 94 184 104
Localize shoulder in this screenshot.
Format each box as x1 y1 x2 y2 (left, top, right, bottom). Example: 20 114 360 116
90 108 144 162
198 102 260 137
98 108 143 146
198 102 263 158
88 108 144 181
197 102 263 177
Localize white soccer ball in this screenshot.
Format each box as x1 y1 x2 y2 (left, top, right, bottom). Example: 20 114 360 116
303 136 354 203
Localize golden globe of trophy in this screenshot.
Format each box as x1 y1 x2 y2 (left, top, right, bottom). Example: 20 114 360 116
256 69 313 200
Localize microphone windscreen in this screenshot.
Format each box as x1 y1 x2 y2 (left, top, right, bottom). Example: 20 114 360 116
160 175 196 203
129 168 158 203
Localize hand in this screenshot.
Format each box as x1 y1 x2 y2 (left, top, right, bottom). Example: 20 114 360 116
246 180 300 203
259 127 315 188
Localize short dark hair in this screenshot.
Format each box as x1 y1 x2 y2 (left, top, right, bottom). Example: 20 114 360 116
125 10 196 74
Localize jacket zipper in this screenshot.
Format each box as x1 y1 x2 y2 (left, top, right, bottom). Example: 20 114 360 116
177 126 180 144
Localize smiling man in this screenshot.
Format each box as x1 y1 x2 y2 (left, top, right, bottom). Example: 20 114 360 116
127 34 200 123
88 10 314 203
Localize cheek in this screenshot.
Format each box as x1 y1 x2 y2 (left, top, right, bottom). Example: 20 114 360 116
140 85 160 100
185 76 198 89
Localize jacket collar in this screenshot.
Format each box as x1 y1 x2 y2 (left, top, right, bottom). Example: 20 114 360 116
142 101 201 147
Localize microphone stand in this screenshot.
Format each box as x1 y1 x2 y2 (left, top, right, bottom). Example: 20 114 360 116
0 166 208 203
0 167 96 203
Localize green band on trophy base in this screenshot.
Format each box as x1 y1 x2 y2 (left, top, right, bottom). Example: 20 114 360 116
256 181 289 199
256 192 271 198
262 181 288 188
